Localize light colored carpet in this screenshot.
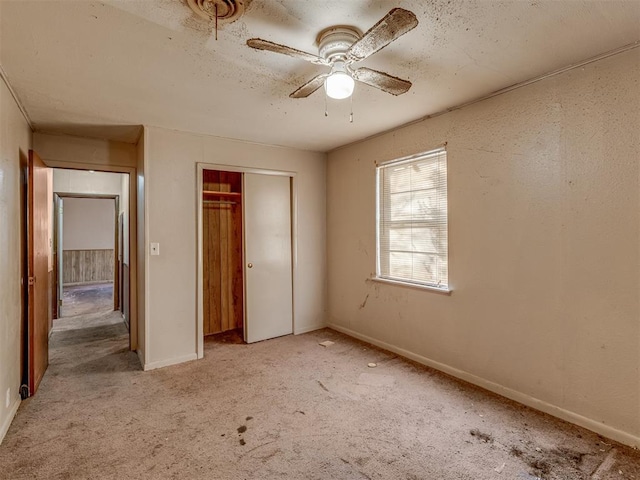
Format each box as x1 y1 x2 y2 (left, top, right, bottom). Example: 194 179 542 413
1 312 639 479
53 309 124 332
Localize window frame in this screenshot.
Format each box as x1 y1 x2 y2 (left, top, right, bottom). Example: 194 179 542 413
375 147 451 294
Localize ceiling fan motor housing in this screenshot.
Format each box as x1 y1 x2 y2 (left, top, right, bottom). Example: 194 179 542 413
187 0 246 24
317 27 362 62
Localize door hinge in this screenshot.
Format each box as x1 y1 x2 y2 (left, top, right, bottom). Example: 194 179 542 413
58 299 63 306
28 277 35 286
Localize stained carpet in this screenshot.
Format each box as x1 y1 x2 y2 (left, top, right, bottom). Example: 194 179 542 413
1 311 639 479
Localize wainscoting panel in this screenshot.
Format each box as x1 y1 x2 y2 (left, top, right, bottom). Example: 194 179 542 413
63 249 114 285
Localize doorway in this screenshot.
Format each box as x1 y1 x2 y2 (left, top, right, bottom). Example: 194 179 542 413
50 168 131 327
54 194 119 319
197 165 295 357
22 160 137 398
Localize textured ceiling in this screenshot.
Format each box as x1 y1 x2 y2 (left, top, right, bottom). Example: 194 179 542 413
1 0 639 151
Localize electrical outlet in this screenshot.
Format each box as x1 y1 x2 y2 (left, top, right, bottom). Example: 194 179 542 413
5 388 10 408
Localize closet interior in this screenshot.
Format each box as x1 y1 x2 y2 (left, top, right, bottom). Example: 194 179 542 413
202 170 244 337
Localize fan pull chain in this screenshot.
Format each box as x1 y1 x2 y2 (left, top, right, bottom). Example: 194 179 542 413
214 4 218 41
324 91 328 117
350 92 354 123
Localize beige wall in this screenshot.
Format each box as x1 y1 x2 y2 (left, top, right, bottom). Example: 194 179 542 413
53 169 126 257
53 171 129 253
327 49 640 446
53 168 123 195
62 197 115 251
35 133 137 169
143 126 326 369
0 76 32 443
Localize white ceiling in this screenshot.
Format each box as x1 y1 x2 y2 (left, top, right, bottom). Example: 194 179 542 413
1 0 639 151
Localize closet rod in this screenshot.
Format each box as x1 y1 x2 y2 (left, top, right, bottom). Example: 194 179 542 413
203 200 238 205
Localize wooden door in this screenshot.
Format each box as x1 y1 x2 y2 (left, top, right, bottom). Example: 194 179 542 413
27 150 50 395
243 173 293 343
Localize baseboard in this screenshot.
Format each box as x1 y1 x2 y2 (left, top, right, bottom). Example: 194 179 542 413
136 348 145 370
142 353 198 371
294 323 327 335
328 323 640 448
0 398 21 445
63 280 114 286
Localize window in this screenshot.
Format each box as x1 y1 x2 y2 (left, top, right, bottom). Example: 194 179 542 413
376 148 449 291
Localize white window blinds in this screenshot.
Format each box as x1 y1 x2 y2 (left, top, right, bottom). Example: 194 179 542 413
376 148 448 290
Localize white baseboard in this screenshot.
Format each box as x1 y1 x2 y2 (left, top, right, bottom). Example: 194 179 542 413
328 323 640 449
0 398 21 445
136 348 145 369
143 353 198 371
64 280 114 286
294 323 327 335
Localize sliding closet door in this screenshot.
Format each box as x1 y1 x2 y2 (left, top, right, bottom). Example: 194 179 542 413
243 173 293 343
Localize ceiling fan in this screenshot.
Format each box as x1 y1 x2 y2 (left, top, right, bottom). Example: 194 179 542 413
247 8 418 100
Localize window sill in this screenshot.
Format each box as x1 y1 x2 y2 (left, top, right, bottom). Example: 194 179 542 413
371 276 452 295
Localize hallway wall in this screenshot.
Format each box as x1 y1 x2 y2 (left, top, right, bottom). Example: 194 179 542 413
0 76 32 444
62 197 115 285
63 197 115 250
53 172 124 299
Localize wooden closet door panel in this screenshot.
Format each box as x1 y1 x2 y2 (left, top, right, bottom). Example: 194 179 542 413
203 171 222 335
203 170 244 336
219 171 231 332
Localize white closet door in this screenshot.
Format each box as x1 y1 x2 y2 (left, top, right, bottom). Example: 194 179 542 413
243 173 293 343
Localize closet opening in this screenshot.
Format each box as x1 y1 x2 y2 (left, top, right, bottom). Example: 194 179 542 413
198 164 295 357
202 170 244 342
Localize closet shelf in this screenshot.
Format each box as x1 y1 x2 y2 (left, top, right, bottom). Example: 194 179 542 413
203 190 242 198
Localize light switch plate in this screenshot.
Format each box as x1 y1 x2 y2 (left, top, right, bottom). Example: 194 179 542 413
150 242 160 256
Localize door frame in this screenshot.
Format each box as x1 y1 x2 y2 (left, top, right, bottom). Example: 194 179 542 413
53 193 120 316
118 212 125 317
196 163 298 359
53 194 63 320
41 161 138 352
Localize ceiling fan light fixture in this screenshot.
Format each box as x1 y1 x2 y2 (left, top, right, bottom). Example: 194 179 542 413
325 71 354 99
324 61 354 100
